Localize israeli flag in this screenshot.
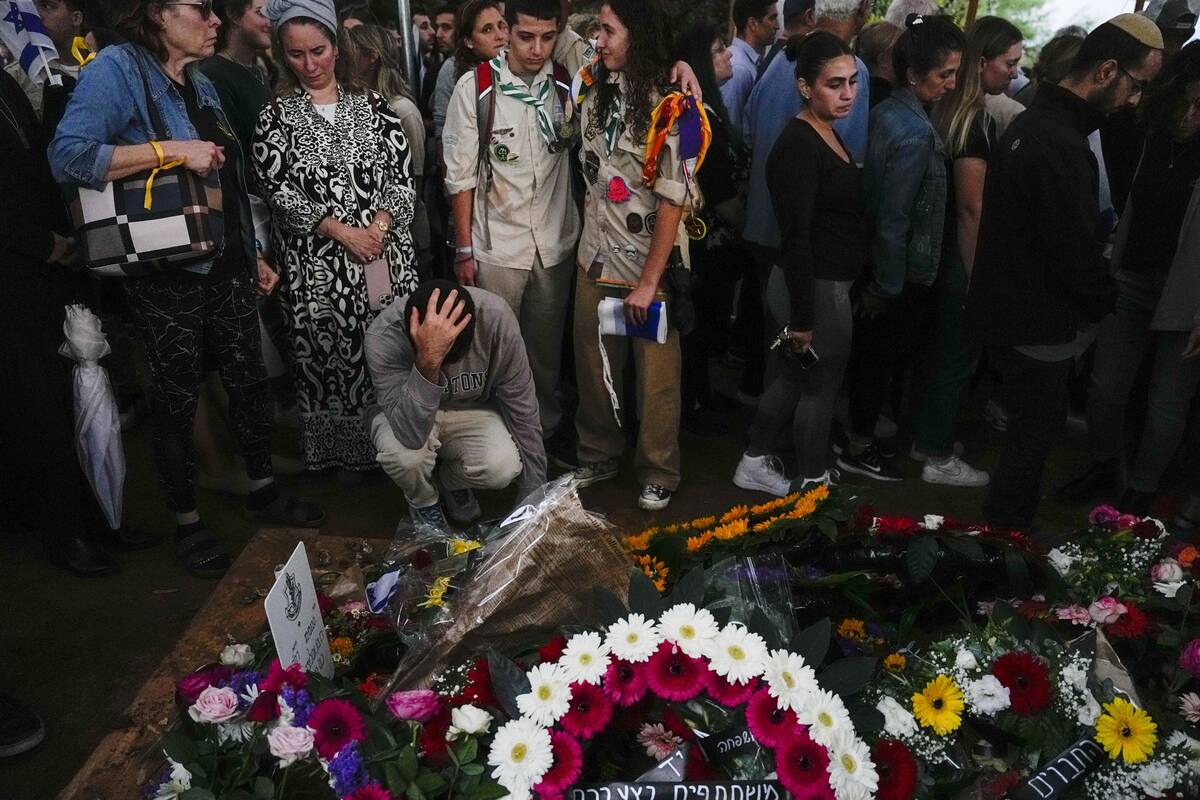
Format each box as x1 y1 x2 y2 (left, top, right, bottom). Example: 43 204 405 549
1 0 62 86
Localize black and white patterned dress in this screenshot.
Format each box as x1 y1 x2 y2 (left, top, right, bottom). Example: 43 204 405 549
253 87 418 472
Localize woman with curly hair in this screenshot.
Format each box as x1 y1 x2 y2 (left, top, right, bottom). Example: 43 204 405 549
569 0 702 511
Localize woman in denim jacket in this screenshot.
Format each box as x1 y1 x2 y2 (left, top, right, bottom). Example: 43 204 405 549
836 13 964 483
49 0 322 578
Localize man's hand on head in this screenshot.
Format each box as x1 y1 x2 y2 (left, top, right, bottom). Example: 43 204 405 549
409 288 474 383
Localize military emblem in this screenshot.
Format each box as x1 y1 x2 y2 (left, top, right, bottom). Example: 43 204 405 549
283 572 302 621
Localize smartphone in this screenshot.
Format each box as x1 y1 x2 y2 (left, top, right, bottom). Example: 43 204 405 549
363 258 392 312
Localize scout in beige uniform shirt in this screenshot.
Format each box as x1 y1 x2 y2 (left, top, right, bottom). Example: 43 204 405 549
572 68 700 506
443 41 580 438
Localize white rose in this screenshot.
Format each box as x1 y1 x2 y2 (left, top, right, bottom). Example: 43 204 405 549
876 695 917 739
187 686 240 724
1047 548 1074 576
923 515 944 530
447 704 493 740
267 724 314 766
1077 695 1101 727
955 649 978 671
219 643 254 667
1151 559 1184 583
1136 762 1175 798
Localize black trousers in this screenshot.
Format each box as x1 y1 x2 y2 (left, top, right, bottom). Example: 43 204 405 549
682 238 744 413
123 270 273 513
983 346 1073 529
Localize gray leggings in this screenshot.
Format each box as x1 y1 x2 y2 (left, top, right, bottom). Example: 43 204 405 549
747 276 853 480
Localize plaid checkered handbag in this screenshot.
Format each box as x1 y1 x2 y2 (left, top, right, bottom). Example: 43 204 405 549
68 60 224 277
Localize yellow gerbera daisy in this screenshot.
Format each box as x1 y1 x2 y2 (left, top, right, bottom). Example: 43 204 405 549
1095 697 1157 764
912 675 964 735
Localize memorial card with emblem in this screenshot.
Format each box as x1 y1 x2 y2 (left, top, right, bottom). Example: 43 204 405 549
264 542 334 677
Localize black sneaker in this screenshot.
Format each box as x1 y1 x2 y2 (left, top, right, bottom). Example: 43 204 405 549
409 503 451 530
0 692 45 758
836 444 904 482
638 484 674 511
875 436 898 460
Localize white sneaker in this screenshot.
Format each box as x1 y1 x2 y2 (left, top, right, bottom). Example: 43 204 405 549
909 441 965 462
922 455 989 487
733 453 791 497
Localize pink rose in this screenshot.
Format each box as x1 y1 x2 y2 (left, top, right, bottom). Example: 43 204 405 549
1088 505 1121 526
1056 605 1092 626
1179 639 1200 678
1151 559 1184 583
267 724 314 766
176 665 233 704
1088 597 1128 625
187 685 241 724
385 689 441 722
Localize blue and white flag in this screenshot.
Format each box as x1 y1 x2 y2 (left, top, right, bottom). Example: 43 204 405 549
1 0 62 86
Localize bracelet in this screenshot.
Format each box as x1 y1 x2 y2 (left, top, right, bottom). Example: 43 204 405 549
454 245 474 255
454 253 475 264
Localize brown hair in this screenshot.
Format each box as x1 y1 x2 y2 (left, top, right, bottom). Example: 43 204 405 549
453 0 503 79
274 17 366 95
115 0 169 62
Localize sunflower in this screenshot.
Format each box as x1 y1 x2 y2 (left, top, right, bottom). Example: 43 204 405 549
1094 697 1157 764
686 534 711 553
711 517 750 542
883 653 907 673
624 531 654 552
912 675 964 735
721 505 751 524
635 554 669 592
752 514 783 532
837 618 867 640
690 516 718 529
750 496 789 517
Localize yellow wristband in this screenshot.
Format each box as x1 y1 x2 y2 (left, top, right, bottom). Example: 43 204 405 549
143 140 185 210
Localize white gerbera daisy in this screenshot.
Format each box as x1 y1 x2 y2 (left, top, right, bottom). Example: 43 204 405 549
605 613 661 663
964 675 1011 717
762 649 819 711
559 632 611 685
796 689 852 748
488 718 554 793
658 603 720 658
516 663 571 727
826 733 879 797
708 624 768 685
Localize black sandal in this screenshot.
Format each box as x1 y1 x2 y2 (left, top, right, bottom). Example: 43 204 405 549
245 492 325 529
175 525 232 578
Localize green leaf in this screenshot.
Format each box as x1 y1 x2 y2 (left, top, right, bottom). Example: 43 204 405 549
905 536 940 583
179 790 216 800
253 776 274 800
897 602 923 640
1005 551 1031 595
161 731 197 765
628 567 665 616
747 607 783 651
417 772 449 794
399 744 420 782
944 537 985 562
462 764 485 776
665 566 705 609
467 782 513 800
817 656 877 697
385 764 406 795
815 515 839 541
488 649 531 719
591 585 628 626
792 617 832 668
456 736 479 764
408 782 427 800
712 606 733 628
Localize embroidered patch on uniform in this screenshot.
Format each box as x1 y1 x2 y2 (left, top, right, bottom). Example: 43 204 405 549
623 245 638 260
444 133 460 149
491 127 515 140
645 212 657 233
1010 138 1021 151
607 176 633 203
493 144 518 162
626 213 643 234
584 152 600 184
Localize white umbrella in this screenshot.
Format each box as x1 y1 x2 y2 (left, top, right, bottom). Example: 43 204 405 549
58 304 125 529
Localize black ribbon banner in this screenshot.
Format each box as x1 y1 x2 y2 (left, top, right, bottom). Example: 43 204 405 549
570 782 784 800
1007 737 1106 800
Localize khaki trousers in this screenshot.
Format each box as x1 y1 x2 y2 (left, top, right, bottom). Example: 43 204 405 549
476 254 573 437
371 409 522 508
572 268 682 489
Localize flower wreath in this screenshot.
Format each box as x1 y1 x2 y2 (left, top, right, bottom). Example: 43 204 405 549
485 602 877 800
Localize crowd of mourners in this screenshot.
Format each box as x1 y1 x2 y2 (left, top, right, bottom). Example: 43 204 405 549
3 0 1200 586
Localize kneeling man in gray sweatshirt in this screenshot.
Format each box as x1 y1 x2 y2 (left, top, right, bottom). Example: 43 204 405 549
364 280 548 527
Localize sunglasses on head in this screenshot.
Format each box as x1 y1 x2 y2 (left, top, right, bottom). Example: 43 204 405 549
162 0 214 19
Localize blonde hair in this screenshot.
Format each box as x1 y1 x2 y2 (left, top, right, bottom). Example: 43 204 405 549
932 16 1022 157
343 23 416 104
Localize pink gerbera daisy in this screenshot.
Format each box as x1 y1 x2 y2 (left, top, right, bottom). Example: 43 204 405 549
775 729 835 800
347 786 393 800
646 642 706 702
704 670 759 707
745 687 801 749
533 731 584 800
560 682 614 740
308 698 367 760
603 658 649 707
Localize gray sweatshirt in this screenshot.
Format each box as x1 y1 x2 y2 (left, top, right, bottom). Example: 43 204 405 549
364 287 547 491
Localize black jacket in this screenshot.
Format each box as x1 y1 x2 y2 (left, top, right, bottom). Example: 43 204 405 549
966 83 1116 346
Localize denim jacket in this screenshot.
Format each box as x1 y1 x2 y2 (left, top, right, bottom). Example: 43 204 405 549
863 87 947 298
48 43 255 276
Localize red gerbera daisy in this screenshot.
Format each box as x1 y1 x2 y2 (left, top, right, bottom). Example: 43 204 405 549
745 687 802 749
560 682 614 740
348 785 393 800
704 670 759 707
875 516 921 536
245 690 280 723
261 659 307 693
603 659 649 707
872 739 919 800
418 707 452 765
775 729 834 800
1106 602 1153 639
452 657 498 708
308 698 367 760
533 731 583 800
661 707 696 742
991 651 1052 716
539 635 568 664
646 642 706 702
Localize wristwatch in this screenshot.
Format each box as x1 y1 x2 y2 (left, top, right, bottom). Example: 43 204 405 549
375 218 391 234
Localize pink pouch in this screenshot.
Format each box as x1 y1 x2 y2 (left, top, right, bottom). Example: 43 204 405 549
364 259 393 312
